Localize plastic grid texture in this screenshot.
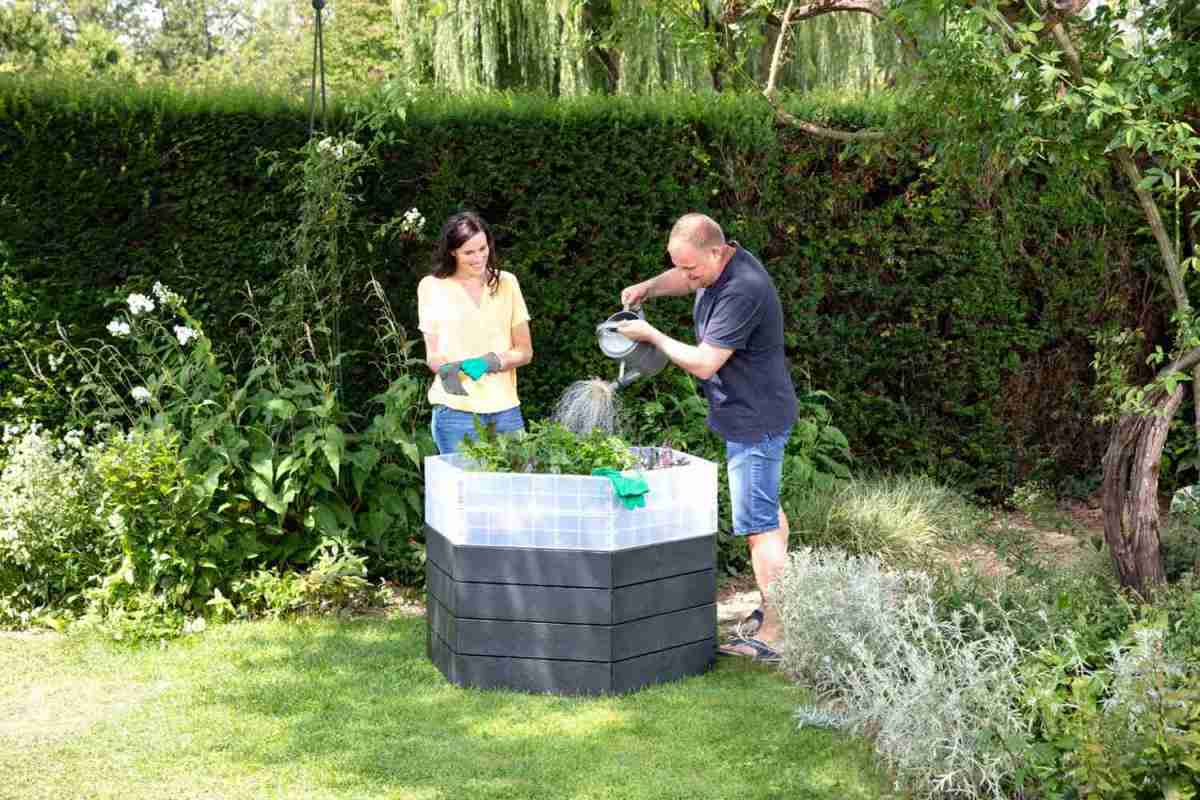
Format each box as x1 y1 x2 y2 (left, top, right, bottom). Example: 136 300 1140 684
423 449 719 550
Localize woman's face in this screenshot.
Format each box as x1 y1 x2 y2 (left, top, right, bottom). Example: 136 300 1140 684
451 231 489 280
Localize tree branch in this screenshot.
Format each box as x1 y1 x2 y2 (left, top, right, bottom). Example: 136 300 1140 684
759 0 888 141
757 0 920 58
1158 345 1200 381
770 106 889 141
764 0 795 101
760 0 887 24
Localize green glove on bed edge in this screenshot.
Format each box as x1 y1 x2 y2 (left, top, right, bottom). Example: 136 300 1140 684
591 468 649 510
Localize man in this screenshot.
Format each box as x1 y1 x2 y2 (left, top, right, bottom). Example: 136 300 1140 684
618 213 797 662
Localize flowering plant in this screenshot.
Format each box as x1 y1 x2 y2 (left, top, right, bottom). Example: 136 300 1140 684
25 128 431 636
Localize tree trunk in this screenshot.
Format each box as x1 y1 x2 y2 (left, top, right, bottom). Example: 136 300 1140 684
1101 388 1179 595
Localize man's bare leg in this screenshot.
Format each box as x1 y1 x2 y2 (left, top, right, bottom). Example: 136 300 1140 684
746 509 789 645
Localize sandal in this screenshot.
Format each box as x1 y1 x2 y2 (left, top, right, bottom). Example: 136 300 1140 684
718 636 781 664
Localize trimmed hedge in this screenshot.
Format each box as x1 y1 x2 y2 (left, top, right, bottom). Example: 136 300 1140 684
0 83 1156 496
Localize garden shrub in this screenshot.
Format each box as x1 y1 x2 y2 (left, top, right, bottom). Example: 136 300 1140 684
230 549 387 619
1020 623 1200 798
90 426 237 615
931 554 1131 664
775 547 1030 799
0 423 108 626
4 130 432 637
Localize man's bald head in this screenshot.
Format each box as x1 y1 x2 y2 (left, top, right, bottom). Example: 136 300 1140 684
669 213 726 251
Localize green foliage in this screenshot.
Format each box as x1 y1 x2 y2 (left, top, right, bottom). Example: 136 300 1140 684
932 557 1133 664
460 420 636 475
231 550 387 619
783 389 852 492
1020 623 1200 800
0 424 108 626
0 128 431 637
90 427 242 616
0 240 72 429
0 86 1154 504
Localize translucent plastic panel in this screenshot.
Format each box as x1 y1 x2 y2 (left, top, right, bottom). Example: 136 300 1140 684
423 449 718 550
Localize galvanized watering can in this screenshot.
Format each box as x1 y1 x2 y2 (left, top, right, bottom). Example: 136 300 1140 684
595 307 669 389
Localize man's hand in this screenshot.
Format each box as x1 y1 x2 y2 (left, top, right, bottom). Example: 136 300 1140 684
620 281 652 309
436 361 468 395
615 319 659 344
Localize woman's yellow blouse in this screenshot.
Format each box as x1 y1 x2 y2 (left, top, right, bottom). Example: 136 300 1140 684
417 271 530 413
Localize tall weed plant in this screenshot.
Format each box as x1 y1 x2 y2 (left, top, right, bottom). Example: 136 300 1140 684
776 548 1031 799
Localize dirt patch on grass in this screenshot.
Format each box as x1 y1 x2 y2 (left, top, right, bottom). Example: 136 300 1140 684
0 677 169 746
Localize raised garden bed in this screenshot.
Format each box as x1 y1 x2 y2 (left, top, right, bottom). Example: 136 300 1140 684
424 449 718 695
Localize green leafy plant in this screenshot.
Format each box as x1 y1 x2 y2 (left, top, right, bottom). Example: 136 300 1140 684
784 389 852 492
90 426 251 616
1020 622 1200 799
232 549 386 619
0 422 108 627
16 130 431 637
460 420 636 475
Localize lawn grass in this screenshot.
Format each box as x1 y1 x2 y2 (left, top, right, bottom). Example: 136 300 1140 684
0 615 892 800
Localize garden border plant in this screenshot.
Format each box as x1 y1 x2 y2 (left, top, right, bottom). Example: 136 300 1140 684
1 128 434 639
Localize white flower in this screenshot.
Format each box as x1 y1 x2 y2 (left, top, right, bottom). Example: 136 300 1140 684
131 386 152 404
401 207 426 235
11 397 24 408
48 353 64 373
127 293 155 316
152 281 182 307
107 319 131 337
173 325 197 347
317 136 334 154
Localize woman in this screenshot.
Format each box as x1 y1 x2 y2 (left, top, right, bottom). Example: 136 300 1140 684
418 212 533 454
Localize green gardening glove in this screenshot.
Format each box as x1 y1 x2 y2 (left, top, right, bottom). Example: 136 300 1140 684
461 352 503 381
592 468 649 510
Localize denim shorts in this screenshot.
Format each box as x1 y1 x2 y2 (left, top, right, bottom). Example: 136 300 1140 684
431 405 525 455
726 427 791 536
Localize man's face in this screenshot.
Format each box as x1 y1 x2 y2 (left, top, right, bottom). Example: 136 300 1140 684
668 240 722 288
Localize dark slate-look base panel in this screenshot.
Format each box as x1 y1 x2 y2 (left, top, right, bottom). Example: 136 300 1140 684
424 525 715 588
428 595 716 661
423 524 718 694
429 628 716 695
426 559 716 625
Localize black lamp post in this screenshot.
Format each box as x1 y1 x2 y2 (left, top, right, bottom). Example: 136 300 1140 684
308 0 328 135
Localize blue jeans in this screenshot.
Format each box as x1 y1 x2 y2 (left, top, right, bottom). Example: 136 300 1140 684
431 405 525 455
726 427 791 535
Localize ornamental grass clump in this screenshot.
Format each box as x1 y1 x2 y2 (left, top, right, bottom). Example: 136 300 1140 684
775 548 1031 799
787 475 985 563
